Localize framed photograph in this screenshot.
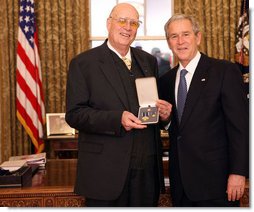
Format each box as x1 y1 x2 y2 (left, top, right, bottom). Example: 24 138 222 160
46 113 75 137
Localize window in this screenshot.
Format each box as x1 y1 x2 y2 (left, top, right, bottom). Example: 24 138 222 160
90 0 173 68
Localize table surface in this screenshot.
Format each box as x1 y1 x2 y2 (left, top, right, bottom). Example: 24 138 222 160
0 159 77 196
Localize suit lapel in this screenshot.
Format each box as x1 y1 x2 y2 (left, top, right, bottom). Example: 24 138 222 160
98 43 155 109
98 42 129 109
131 47 153 77
180 54 209 130
168 68 179 125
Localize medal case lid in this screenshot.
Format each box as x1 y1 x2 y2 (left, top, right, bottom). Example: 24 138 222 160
135 77 158 107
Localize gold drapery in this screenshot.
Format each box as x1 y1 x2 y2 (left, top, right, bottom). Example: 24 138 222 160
0 0 89 162
0 0 242 162
174 0 241 61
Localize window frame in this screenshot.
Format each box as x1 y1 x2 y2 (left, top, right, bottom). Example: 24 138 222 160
89 0 174 46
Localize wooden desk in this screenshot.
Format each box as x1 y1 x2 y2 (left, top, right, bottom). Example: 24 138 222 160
0 159 249 207
0 159 171 207
0 159 84 207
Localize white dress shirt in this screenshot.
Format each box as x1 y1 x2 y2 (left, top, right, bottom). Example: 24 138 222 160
175 51 201 107
107 40 131 61
165 51 201 130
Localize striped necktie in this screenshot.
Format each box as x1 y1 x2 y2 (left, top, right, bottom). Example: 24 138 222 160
122 57 132 70
177 69 188 122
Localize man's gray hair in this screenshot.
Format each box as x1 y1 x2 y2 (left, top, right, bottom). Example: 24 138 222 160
164 14 200 39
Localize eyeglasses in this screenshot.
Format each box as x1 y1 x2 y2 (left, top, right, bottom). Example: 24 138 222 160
109 17 142 29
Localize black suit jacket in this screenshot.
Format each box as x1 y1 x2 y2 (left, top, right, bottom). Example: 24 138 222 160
159 53 249 201
65 40 164 200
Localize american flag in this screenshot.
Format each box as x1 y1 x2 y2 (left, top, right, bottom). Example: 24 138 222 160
235 0 249 83
16 0 45 153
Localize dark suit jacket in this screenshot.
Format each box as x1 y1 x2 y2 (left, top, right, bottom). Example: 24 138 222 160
159 53 249 201
65 40 164 200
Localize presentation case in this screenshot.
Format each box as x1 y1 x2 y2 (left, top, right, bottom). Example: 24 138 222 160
135 77 159 124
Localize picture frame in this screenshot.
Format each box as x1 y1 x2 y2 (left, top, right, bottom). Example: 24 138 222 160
46 113 76 137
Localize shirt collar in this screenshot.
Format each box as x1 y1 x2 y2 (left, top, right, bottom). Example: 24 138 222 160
107 40 131 61
179 51 201 75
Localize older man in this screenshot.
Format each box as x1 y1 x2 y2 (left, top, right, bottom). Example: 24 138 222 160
65 3 171 207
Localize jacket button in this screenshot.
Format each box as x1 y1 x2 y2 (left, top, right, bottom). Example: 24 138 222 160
177 136 182 141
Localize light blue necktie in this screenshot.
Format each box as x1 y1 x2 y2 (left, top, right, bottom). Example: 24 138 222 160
177 69 188 122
